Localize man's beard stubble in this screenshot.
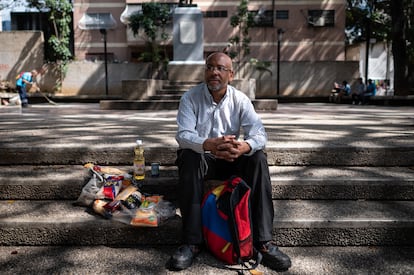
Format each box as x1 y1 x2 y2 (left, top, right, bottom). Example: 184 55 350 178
207 82 224 92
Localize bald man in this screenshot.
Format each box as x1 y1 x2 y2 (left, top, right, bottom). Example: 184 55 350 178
169 52 291 272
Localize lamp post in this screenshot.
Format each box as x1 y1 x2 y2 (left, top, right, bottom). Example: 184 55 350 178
277 28 285 96
100 28 109 96
78 13 116 97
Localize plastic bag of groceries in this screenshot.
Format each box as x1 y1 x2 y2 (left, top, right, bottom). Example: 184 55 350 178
74 173 104 206
92 185 177 227
75 163 132 207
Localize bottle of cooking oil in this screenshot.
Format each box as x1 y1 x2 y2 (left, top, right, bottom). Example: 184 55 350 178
133 139 145 180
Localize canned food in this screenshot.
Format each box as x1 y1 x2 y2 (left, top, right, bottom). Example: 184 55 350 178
151 162 160 177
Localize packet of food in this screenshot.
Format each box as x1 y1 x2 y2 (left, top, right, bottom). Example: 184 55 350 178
101 175 123 200
103 199 122 214
121 191 142 209
130 208 158 227
84 163 128 175
142 195 163 204
115 185 138 201
122 174 133 189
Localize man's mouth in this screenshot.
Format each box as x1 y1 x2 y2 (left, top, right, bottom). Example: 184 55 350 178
208 79 220 83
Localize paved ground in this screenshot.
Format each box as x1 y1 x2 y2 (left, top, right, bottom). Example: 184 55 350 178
1 102 413 150
1 245 414 274
1 102 414 274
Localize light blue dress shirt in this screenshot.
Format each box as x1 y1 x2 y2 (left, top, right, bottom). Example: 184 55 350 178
175 83 267 156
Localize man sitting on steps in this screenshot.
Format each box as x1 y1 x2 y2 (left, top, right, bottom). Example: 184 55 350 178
167 52 292 272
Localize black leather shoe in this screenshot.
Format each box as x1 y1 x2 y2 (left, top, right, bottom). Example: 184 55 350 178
256 241 291 271
167 244 200 271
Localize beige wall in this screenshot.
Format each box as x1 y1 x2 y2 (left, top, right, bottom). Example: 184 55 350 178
73 0 128 61
0 31 44 85
1 30 358 97
73 0 347 63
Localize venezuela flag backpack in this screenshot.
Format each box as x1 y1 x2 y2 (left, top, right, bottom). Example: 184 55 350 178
201 176 262 271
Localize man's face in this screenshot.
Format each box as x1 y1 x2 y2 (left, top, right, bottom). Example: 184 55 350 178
204 54 234 93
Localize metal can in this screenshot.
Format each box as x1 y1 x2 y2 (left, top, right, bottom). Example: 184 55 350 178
151 162 160 177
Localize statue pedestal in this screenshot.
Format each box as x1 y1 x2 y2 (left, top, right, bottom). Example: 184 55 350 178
172 7 204 62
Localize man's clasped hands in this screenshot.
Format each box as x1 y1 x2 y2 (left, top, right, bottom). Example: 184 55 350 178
203 135 251 162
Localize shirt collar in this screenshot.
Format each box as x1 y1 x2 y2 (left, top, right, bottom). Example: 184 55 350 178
203 83 229 105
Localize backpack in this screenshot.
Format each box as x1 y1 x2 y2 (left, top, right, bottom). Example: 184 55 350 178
16 72 24 80
201 176 262 270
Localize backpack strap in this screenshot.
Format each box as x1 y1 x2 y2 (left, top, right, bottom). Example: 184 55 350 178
227 250 263 274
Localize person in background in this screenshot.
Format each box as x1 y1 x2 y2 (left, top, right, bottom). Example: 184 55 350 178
351 77 365 105
362 79 377 105
337 80 351 103
15 70 39 107
169 52 292 272
330 80 351 103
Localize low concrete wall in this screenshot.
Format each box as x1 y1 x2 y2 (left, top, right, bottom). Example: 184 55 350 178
122 79 164 100
167 61 358 97
47 60 360 97
237 61 360 97
231 79 256 100
61 62 152 96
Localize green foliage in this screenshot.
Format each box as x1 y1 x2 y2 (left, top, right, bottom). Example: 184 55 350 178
346 0 414 91
29 0 72 63
228 0 255 62
28 0 73 92
45 0 72 63
128 3 171 64
346 0 391 44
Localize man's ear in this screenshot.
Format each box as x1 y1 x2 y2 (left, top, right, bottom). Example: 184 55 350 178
228 70 234 82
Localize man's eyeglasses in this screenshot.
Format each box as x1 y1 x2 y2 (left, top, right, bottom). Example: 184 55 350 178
205 65 232 73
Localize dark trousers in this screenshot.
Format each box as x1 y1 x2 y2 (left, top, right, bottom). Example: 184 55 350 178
175 148 274 245
16 85 28 105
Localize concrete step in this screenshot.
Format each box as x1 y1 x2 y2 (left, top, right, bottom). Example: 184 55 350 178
2 245 414 274
0 105 21 114
1 144 413 166
149 94 182 101
1 165 414 200
99 99 181 110
1 200 414 246
157 89 185 95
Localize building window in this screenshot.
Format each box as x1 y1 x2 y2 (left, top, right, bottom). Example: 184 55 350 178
11 11 48 30
203 10 227 18
276 10 289 20
251 9 274 27
308 10 335 27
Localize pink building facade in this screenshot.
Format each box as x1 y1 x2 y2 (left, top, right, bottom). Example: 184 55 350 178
73 0 347 63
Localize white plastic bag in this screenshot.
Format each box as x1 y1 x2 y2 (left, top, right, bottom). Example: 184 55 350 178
74 174 104 206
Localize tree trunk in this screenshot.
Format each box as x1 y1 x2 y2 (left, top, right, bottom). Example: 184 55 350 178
390 0 409 95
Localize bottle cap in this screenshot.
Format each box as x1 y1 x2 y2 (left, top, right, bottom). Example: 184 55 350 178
136 139 142 145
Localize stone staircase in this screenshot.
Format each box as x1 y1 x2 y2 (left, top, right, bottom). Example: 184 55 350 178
1 103 414 248
148 81 197 101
